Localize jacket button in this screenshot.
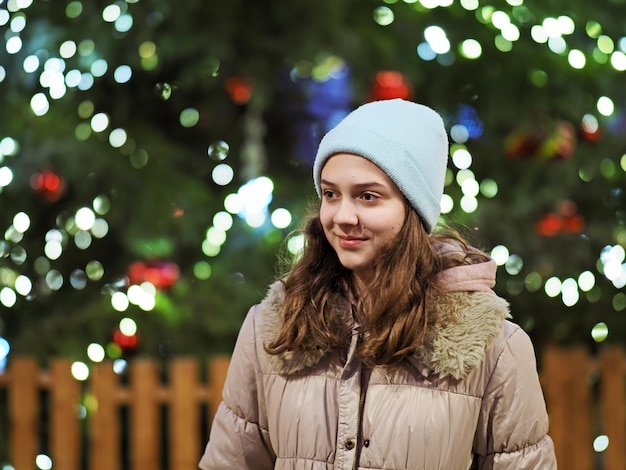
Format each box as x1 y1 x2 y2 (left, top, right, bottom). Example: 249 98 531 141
363 439 370 447
344 438 356 450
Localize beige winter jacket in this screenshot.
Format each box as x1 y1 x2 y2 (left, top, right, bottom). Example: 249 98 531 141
199 260 557 469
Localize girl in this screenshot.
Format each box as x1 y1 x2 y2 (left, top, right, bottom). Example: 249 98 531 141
199 99 557 469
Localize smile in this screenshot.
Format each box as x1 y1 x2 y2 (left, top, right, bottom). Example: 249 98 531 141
338 236 365 248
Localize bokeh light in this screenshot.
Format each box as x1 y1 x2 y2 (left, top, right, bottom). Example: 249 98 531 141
71 361 90 381
271 208 292 229
119 317 137 336
35 454 53 470
591 322 609 342
593 435 609 453
212 164 234 186
208 141 229 161
87 343 106 362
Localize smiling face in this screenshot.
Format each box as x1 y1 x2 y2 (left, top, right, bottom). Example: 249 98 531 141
319 153 407 285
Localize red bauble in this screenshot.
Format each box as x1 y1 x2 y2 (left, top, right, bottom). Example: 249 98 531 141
30 170 66 202
369 70 413 101
113 328 140 353
536 200 585 237
536 213 563 237
562 214 585 234
127 260 180 289
225 77 253 104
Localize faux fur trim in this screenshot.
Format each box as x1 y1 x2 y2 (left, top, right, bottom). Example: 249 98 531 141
412 292 511 379
257 281 510 379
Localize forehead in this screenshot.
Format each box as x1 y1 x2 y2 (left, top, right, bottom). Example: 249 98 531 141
321 153 389 179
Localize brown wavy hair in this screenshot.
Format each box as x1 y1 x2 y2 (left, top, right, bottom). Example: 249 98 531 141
265 203 489 367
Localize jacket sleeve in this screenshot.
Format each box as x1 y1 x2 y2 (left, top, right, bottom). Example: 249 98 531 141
199 306 276 469
473 325 557 469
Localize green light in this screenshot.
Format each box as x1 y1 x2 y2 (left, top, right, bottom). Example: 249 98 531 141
193 261 212 280
529 69 548 87
613 293 626 311
590 322 608 342
479 178 498 198
66 1 83 18
179 108 200 128
586 21 602 38
592 48 608 64
600 158 616 179
524 272 543 292
476 6 495 24
373 6 394 26
459 39 482 59
597 35 614 54
495 35 513 52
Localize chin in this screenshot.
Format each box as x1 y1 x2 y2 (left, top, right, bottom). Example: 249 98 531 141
337 258 370 273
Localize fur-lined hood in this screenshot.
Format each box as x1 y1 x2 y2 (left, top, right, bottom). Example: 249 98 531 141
258 259 511 380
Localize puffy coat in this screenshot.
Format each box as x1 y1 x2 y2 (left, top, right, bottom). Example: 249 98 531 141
199 261 557 469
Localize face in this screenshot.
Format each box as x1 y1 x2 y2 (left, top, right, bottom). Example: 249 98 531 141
319 153 407 283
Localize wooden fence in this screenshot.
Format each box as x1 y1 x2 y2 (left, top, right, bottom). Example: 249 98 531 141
0 356 230 470
0 346 624 470
542 345 626 470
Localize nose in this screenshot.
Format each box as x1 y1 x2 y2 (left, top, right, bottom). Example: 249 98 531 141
333 199 358 226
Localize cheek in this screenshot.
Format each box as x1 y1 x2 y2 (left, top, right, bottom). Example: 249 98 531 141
319 204 332 226
318 210 332 241
388 212 406 237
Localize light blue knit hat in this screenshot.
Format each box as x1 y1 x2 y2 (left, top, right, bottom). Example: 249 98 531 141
313 99 449 233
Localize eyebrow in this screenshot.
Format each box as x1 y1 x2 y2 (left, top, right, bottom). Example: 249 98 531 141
320 179 389 190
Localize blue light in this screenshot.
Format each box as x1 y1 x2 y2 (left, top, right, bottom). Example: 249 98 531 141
457 105 484 139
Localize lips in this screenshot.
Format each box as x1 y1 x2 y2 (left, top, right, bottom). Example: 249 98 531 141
338 236 365 248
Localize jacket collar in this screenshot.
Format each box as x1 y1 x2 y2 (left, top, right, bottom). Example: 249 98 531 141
258 280 510 379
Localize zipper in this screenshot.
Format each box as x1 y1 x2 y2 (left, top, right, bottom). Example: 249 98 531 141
352 348 370 469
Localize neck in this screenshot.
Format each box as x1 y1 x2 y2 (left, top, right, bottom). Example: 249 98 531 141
351 271 370 298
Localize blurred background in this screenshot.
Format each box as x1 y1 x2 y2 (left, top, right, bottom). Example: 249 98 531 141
1 0 625 468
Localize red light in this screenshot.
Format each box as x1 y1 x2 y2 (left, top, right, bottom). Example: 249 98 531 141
369 70 413 101
225 77 253 104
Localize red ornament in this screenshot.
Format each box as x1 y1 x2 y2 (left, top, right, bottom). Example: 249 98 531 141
536 213 563 237
225 77 253 104
127 260 180 289
536 199 585 237
30 170 66 202
562 214 585 233
369 70 413 101
113 328 140 354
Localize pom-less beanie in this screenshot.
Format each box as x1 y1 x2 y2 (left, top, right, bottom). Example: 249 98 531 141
313 99 449 233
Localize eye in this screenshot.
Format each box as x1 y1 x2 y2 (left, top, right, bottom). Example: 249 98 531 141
322 189 337 199
361 192 379 202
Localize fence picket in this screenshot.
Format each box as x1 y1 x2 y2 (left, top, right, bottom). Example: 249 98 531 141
599 346 626 470
8 357 38 470
90 361 120 470
130 359 160 470
170 359 200 469
541 346 594 470
50 359 81 470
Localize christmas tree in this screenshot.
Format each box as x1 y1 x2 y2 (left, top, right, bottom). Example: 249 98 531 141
1 0 625 371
